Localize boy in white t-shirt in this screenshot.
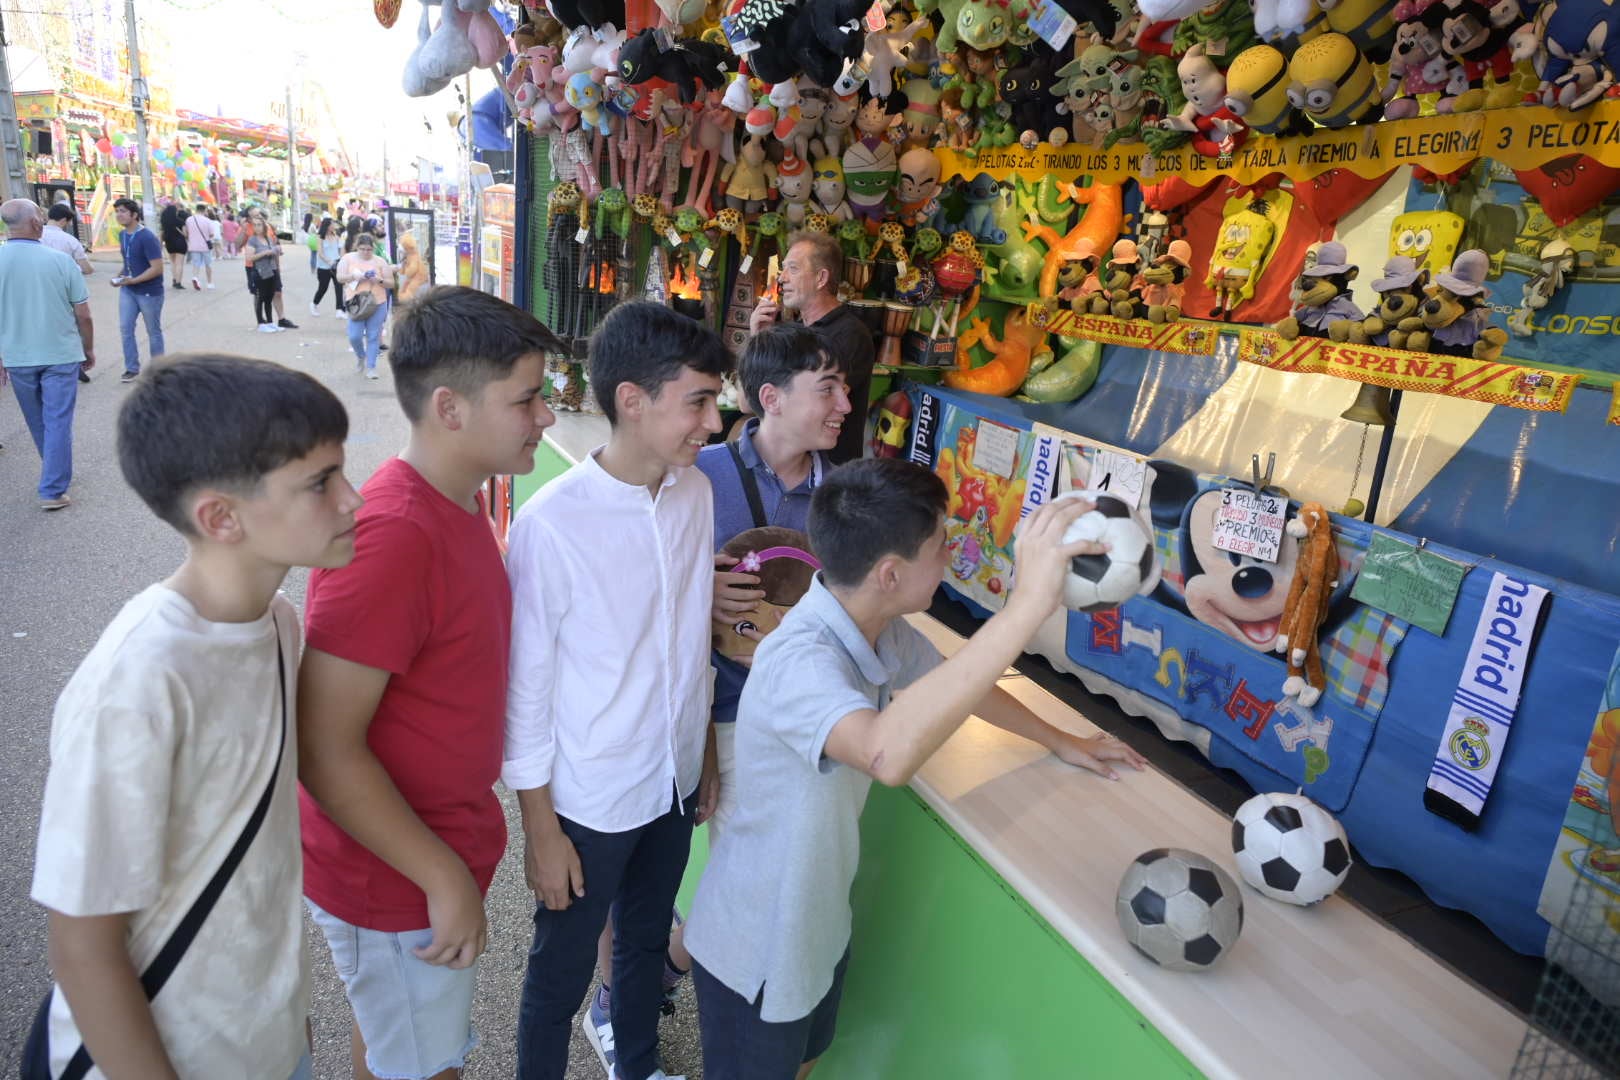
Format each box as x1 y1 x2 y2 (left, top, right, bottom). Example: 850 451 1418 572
28 353 363 1079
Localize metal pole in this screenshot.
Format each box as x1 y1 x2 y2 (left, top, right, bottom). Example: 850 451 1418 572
124 0 157 222
1362 389 1402 525
286 84 298 233
0 11 29 202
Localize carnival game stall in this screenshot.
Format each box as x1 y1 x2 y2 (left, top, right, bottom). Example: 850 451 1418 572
396 0 1620 1069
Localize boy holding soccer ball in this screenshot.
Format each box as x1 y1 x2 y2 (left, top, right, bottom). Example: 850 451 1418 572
683 459 1146 1079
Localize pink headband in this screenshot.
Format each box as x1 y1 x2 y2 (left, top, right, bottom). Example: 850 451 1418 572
737 546 822 573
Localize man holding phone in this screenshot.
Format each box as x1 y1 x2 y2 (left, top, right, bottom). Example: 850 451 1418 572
110 198 165 384
748 231 876 464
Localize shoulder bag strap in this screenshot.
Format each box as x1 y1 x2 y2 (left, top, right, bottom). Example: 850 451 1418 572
55 622 289 1080
727 441 768 530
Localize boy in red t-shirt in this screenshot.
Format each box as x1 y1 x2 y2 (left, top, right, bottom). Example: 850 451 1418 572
298 286 564 1080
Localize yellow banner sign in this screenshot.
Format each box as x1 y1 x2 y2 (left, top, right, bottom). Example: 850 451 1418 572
937 101 1620 187
1236 331 1578 412
1026 307 1218 355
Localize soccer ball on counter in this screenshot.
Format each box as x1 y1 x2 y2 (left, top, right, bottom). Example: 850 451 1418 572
1230 792 1353 906
1116 848 1244 972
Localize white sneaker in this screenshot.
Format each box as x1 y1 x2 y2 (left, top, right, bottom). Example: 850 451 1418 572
257 323 278 333
190 276 201 290
206 282 216 289
309 302 319 316
366 369 379 380
337 310 349 321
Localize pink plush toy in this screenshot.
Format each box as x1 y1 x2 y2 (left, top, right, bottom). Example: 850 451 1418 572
682 91 736 218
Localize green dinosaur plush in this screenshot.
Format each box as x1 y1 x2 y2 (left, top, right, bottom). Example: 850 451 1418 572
919 0 1039 53
981 182 1047 304
1138 55 1190 155
1020 338 1100 402
595 188 630 238
1171 0 1257 69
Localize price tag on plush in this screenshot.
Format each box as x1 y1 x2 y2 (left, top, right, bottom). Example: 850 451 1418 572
575 226 589 244
699 247 714 268
1028 0 1079 49
974 420 1021 479
1090 449 1147 510
1211 488 1286 563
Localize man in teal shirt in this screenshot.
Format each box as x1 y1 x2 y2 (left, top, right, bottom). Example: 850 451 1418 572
0 199 96 510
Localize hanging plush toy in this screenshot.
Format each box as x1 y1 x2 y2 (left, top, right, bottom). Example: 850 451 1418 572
1274 242 1364 340
1537 0 1620 108
1384 5 1460 119
721 107 778 213
776 152 813 226
1389 208 1465 276
1287 32 1381 126
1276 502 1338 707
896 146 943 226
1089 239 1141 316
863 16 928 99
844 138 899 226
1224 44 1310 135
1508 238 1577 336
1207 199 1278 319
617 30 731 104
788 0 870 89
1436 0 1522 110
1163 44 1248 156
1000 46 1070 148
1321 0 1399 63
566 71 614 135
811 154 853 220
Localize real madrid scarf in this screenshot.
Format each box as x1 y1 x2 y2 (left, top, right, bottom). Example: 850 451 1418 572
1424 572 1549 831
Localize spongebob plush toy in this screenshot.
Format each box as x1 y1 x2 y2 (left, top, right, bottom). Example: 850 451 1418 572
1207 199 1279 320
1389 210 1465 277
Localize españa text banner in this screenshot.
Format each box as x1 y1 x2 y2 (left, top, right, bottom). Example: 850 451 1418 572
1026 307 1219 355
936 102 1620 188
1235 331 1578 412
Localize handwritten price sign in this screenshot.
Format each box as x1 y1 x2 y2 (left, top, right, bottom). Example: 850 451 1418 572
1211 489 1286 564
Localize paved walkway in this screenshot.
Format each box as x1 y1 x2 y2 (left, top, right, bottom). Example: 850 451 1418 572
0 248 703 1078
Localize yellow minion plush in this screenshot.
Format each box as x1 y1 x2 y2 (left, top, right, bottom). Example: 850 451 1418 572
1320 0 1399 63
1389 210 1465 277
1286 32 1381 127
1225 45 1306 136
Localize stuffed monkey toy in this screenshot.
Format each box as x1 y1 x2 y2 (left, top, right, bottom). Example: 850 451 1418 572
1275 502 1338 707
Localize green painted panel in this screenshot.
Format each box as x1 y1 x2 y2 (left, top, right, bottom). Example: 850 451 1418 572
513 440 572 510
675 787 1199 1079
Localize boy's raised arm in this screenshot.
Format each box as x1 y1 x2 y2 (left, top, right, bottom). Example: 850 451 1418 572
822 498 1099 787
296 651 486 969
47 911 180 1080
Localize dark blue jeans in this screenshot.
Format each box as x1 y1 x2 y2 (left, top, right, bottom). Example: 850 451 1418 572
517 790 697 1080
692 948 850 1080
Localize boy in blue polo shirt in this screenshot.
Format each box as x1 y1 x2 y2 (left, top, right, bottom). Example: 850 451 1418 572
684 459 1145 1079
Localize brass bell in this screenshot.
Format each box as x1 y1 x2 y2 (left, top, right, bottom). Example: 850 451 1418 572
1341 383 1395 426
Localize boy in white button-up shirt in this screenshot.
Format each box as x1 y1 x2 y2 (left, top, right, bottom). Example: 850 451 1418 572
505 301 730 1080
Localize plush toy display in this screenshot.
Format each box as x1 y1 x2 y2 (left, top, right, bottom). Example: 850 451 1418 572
1225 45 1308 135
1275 502 1339 706
1138 239 1193 322
1207 199 1278 319
1274 242 1364 340
1287 33 1381 127
396 232 430 302
1340 255 1429 345
1390 248 1510 359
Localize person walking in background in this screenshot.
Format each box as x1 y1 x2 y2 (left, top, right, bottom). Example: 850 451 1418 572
221 211 241 258
42 204 93 275
158 197 189 291
311 218 346 319
0 199 95 510
185 203 218 291
336 234 394 377
111 198 165 383
245 217 297 333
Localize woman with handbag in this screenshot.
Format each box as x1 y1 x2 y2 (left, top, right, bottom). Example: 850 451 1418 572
336 234 395 377
244 217 293 333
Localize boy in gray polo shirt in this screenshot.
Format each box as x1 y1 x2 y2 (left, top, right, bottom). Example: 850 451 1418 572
684 459 1145 1079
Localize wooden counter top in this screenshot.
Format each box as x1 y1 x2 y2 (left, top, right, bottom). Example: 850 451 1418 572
906 614 1523 1080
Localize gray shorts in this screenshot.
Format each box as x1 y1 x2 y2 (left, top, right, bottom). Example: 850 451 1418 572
306 898 479 1080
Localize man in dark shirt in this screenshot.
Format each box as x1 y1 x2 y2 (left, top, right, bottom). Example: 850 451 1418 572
748 231 877 463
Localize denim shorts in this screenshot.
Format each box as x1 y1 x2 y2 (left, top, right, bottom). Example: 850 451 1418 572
692 948 850 1080
306 899 479 1080
187 250 213 268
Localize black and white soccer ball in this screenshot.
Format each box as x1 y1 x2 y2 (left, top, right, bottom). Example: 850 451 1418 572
1115 848 1244 972
1054 491 1158 613
1230 792 1352 906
